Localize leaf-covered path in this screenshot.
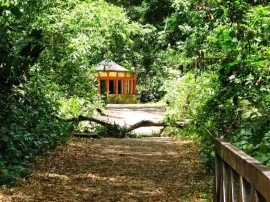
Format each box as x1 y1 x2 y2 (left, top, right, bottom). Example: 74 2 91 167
0 137 212 201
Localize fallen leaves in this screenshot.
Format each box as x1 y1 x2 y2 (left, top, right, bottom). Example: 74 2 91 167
0 137 213 201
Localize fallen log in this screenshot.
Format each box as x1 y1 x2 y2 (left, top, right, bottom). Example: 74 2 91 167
73 133 101 138
55 115 185 137
55 115 112 127
126 120 168 133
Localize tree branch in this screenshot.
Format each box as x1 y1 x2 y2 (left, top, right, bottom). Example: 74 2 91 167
54 115 185 136
126 120 168 133
54 115 112 127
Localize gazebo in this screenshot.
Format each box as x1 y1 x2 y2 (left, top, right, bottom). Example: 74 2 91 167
97 60 137 103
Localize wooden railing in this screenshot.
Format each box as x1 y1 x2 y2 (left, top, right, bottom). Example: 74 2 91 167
214 139 270 202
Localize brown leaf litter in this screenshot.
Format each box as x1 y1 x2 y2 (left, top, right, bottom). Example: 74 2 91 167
0 137 213 201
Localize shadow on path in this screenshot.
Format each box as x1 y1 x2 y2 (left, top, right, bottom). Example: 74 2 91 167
0 137 213 201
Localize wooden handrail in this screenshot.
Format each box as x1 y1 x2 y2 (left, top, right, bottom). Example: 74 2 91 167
215 138 270 202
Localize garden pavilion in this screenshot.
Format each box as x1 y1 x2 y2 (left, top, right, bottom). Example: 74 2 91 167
97 60 137 103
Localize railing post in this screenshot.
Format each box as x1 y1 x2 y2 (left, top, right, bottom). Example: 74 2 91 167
214 138 270 202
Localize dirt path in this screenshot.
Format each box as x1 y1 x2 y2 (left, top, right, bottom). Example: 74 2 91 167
0 138 212 201
0 105 213 201
101 104 166 135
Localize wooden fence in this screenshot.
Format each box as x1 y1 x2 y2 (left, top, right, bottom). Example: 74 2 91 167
215 138 270 202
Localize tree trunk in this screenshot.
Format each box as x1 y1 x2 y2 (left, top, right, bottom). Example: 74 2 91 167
54 115 184 137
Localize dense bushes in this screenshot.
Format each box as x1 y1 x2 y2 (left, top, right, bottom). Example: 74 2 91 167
0 81 70 186
0 1 60 186
139 90 166 103
164 2 270 168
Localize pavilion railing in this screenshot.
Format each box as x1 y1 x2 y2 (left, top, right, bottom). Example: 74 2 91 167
214 138 270 202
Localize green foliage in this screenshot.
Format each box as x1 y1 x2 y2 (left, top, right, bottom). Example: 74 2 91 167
0 1 68 186
107 94 137 104
58 96 103 118
138 89 166 103
0 80 70 186
105 0 175 28
34 0 159 101
105 0 177 100
164 70 218 123
95 124 129 138
163 71 219 167
200 4 270 167
164 2 270 168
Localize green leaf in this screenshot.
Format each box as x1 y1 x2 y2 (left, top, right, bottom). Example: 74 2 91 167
10 5 22 19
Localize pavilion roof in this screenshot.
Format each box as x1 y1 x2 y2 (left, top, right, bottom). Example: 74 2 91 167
97 60 130 72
